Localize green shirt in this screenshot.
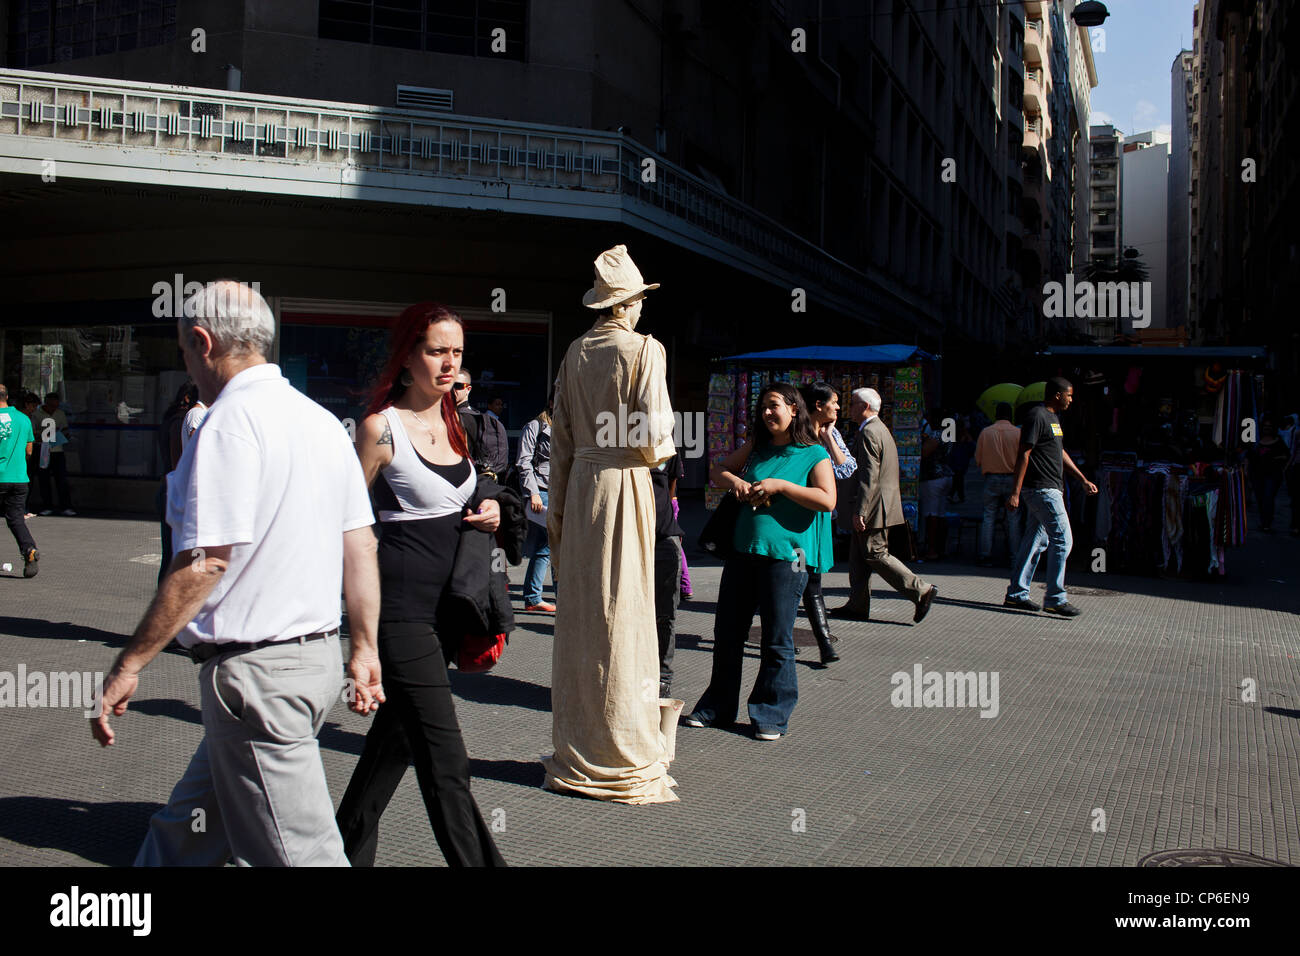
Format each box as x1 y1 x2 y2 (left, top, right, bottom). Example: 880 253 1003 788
0 407 35 483
733 441 833 573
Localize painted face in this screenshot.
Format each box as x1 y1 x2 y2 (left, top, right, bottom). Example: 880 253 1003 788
760 391 794 436
405 319 464 397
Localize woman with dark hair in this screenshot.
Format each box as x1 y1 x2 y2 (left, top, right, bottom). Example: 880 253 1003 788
155 382 200 586
798 381 856 665
334 301 505 867
684 382 836 740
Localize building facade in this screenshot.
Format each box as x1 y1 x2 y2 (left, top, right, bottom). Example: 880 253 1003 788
1122 131 1170 331
1190 0 1298 406
1018 0 1096 341
1088 123 1123 270
0 0 1074 507
1168 50 1195 332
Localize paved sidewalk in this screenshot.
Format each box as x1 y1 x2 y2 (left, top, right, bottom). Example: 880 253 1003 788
0 503 1297 866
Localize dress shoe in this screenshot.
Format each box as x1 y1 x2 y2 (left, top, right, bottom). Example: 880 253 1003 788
913 585 938 623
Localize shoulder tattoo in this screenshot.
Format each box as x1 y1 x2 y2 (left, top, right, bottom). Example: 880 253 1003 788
377 421 393 446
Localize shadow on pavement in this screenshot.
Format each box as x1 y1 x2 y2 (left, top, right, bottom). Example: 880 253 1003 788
451 672 551 712
0 796 160 866
469 758 545 788
1265 707 1300 720
0 617 189 657
132 698 201 723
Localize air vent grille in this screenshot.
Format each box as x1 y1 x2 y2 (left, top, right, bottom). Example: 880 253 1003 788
396 85 454 111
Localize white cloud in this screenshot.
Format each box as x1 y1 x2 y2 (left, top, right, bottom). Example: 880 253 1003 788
1134 99 1160 125
1091 110 1116 127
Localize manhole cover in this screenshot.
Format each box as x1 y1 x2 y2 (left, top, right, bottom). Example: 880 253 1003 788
1140 849 1289 867
746 626 834 649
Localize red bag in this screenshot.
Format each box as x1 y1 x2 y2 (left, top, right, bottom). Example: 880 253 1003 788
457 632 507 673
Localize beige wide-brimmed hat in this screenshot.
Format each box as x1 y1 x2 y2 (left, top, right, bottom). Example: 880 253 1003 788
581 244 660 309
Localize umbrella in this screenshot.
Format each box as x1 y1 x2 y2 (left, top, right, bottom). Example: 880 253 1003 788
976 383 1022 422
1016 382 1046 407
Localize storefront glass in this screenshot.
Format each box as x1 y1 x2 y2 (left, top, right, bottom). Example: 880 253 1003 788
0 319 186 479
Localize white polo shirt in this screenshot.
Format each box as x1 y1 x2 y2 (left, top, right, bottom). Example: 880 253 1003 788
166 363 374 648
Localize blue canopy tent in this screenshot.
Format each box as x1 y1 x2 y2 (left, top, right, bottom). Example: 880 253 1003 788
723 345 938 364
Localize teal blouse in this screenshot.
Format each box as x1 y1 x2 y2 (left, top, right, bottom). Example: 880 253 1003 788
732 441 834 573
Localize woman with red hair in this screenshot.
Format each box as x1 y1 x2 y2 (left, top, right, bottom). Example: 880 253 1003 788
335 301 505 866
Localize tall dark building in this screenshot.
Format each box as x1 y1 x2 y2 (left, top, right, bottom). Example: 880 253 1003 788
0 0 1063 507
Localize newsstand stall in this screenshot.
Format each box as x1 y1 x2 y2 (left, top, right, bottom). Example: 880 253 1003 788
705 345 938 530
1033 345 1267 579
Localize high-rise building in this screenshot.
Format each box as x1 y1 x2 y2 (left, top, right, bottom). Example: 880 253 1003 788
1019 0 1096 340
1088 124 1123 269
1168 50 1195 332
0 0 1031 507
1190 0 1299 404
1122 130 1170 331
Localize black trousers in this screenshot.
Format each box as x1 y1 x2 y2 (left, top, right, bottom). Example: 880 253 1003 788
335 621 505 867
0 483 36 555
37 453 71 510
654 536 682 695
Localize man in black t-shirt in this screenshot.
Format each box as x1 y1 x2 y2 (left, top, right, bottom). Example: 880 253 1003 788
1004 377 1098 617
651 452 685 698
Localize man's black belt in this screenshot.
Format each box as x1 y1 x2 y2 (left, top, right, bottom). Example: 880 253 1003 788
189 629 338 665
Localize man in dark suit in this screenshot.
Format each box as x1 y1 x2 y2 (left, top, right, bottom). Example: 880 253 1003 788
833 388 938 624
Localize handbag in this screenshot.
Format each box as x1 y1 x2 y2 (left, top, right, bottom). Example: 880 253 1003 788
698 491 743 558
887 521 918 563
698 450 752 558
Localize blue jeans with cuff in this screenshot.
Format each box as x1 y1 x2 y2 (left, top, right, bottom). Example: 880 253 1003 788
1007 487 1072 608
689 553 807 736
522 489 550 605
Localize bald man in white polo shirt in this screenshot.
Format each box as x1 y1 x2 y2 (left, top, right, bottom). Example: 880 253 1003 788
92 281 384 867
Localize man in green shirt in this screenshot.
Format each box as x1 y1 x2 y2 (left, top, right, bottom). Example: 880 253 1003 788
0 384 39 577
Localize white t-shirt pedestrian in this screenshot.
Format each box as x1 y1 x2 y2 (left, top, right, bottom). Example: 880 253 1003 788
166 364 373 648
180 402 208 454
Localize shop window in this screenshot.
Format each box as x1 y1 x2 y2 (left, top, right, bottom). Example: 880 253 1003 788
1 320 189 479
319 0 527 61
6 0 178 68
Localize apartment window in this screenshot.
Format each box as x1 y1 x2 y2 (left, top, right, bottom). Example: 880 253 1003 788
6 0 178 67
319 0 526 60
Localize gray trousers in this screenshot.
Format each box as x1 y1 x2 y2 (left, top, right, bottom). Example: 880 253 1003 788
846 528 928 613
135 634 349 867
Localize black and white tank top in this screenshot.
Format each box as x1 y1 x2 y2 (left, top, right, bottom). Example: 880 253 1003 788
374 405 476 523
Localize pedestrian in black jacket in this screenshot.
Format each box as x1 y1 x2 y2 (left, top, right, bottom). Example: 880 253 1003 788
335 302 506 867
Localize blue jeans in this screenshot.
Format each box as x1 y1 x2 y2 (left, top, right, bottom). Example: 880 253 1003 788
1007 487 1072 607
523 490 550 605
979 473 1024 559
690 553 807 735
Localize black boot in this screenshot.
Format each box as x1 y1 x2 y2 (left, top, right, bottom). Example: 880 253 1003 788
804 588 840 665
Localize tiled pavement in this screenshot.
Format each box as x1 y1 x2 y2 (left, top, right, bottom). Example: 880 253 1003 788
0 495 1297 867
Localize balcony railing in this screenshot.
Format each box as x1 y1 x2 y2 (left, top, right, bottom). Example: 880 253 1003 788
0 68 884 316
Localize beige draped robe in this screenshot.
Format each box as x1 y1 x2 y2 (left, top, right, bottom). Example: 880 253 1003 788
542 313 678 803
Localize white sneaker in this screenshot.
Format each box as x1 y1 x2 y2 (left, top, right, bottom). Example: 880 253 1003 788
62 509 76 516
755 731 783 741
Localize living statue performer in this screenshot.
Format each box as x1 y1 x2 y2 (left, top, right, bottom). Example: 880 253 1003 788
542 244 679 803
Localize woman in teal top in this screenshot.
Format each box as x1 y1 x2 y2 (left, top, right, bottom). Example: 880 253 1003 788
684 382 835 740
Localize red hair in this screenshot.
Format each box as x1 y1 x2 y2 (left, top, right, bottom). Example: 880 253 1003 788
366 301 470 459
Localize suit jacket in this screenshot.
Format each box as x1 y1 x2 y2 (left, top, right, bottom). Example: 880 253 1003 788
850 415 904 530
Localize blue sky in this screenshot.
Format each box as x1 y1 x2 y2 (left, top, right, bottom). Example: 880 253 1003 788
1084 0 1200 138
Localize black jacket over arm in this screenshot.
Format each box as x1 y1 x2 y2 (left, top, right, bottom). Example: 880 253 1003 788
436 475 522 661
